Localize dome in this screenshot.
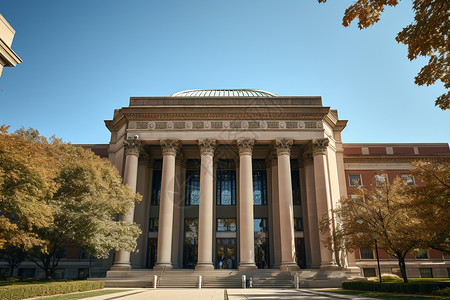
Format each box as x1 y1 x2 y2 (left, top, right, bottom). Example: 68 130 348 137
170 89 278 97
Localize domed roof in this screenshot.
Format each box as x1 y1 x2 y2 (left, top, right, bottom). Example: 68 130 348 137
170 89 278 97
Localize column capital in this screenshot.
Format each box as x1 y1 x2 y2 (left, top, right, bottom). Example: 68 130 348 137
275 138 293 156
312 138 329 156
160 139 179 156
124 139 142 157
198 139 216 156
236 138 254 156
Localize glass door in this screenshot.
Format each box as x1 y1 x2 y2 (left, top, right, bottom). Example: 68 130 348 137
216 238 236 269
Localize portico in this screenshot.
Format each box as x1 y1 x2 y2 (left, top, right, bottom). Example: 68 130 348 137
105 89 348 272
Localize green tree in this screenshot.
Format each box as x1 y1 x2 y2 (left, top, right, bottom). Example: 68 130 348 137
320 173 422 283
318 0 450 110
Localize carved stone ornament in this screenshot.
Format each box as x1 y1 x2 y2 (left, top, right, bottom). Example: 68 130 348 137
312 138 329 155
124 139 142 157
198 139 216 156
160 139 179 156
236 138 254 156
275 138 293 156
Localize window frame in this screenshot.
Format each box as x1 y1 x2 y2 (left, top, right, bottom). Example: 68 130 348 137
348 174 362 187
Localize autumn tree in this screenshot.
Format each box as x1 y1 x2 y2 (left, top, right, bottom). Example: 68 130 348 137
318 0 450 110
320 173 423 283
411 160 450 253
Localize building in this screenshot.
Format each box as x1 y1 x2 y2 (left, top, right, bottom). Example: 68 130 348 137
2 89 448 281
0 13 22 78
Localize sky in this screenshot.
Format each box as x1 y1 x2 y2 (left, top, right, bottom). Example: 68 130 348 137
0 0 448 145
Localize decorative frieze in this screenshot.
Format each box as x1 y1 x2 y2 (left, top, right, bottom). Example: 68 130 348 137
237 138 254 156
160 139 179 156
198 139 216 156
312 138 329 155
276 138 293 156
124 139 142 157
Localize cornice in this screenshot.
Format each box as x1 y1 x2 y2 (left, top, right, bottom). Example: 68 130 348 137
0 38 21 67
344 156 450 163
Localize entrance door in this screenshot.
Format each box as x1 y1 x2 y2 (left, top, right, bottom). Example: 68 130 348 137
147 238 157 269
216 238 236 269
295 238 306 269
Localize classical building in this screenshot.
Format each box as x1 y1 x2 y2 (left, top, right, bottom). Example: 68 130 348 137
0 13 21 78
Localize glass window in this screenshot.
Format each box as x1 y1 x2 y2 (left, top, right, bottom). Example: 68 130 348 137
253 170 267 205
53 268 65 279
151 170 162 205
78 268 89 279
254 218 268 232
349 174 362 186
183 218 198 269
401 174 414 185
419 268 433 278
217 219 237 232
363 268 376 277
375 174 388 186
80 248 88 259
217 170 236 205
360 248 374 259
415 249 428 259
185 170 200 205
294 218 303 231
291 169 301 205
149 218 159 232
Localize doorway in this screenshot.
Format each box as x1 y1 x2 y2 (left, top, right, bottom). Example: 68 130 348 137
147 238 157 269
216 238 236 269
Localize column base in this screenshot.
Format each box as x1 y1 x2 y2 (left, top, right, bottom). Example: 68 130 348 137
280 263 300 271
153 263 173 271
195 263 214 271
238 263 257 271
320 262 341 271
110 263 131 271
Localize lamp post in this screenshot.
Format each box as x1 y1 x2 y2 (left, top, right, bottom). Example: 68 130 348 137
373 235 382 283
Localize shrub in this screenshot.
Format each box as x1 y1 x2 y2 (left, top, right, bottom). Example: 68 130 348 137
342 280 450 295
0 280 104 300
433 287 450 296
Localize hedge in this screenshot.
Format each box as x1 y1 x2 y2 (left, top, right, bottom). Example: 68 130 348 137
0 280 105 300
342 280 450 295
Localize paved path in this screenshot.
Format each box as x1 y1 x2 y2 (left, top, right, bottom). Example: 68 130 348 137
86 288 377 300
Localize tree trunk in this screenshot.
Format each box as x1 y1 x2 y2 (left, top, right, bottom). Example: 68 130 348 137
398 256 408 283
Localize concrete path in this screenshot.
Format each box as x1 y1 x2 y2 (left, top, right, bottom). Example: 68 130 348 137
86 288 377 300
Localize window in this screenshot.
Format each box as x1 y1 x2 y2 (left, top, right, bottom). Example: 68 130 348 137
55 248 67 259
216 170 236 205
80 248 88 259
419 268 433 278
348 174 362 186
185 170 200 205
0 267 10 277
18 268 35 279
53 268 65 279
78 268 89 279
360 248 374 259
254 219 268 232
401 174 414 185
217 219 237 232
375 174 388 186
291 169 301 205
415 249 428 259
253 170 267 205
151 169 162 205
183 218 198 269
363 268 376 277
149 218 159 232
294 218 303 231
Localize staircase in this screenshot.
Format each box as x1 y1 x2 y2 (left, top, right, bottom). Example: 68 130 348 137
246 270 294 289
157 270 199 288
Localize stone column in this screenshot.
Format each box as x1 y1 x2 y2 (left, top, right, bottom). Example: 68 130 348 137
171 154 183 269
237 139 257 270
111 139 141 271
154 139 179 271
276 139 299 271
270 153 282 268
196 139 216 271
303 150 321 268
312 138 336 269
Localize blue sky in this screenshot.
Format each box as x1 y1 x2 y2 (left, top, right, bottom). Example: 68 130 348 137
1 0 448 144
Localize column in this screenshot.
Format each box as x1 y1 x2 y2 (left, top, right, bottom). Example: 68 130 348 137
276 139 299 271
237 138 257 270
270 153 282 268
171 154 183 268
110 139 141 271
312 138 336 269
196 139 216 270
303 149 321 268
154 139 179 271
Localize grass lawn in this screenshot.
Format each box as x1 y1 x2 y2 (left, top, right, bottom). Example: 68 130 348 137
325 289 450 300
36 289 131 299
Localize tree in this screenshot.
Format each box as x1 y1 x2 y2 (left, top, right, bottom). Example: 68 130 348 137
318 0 450 110
0 244 27 277
411 160 450 253
320 173 423 283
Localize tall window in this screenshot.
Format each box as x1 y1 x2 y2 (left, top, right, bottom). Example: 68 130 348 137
217 170 236 205
360 248 374 259
217 219 237 232
253 170 267 205
150 170 162 205
291 169 301 205
185 170 200 205
183 218 198 269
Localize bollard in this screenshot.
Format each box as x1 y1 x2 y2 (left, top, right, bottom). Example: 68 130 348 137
242 275 246 289
249 276 253 288
198 275 202 289
294 275 299 289
153 275 157 289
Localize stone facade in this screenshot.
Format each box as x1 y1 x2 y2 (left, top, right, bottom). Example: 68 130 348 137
0 13 22 78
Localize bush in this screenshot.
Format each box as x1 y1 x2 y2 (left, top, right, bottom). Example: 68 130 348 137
433 287 450 296
0 280 104 300
342 280 450 295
